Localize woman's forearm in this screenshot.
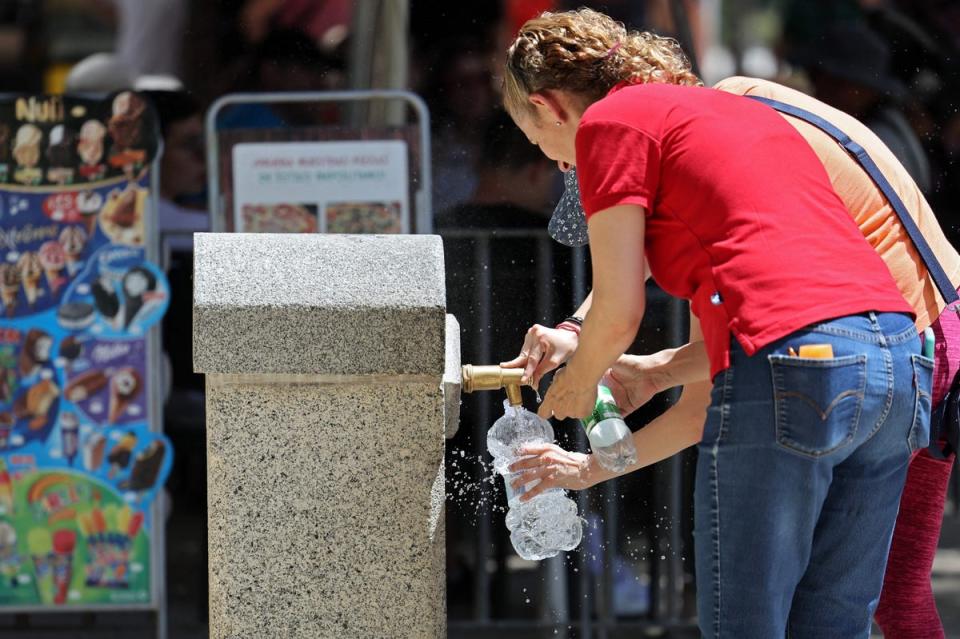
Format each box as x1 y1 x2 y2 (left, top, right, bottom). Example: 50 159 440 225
604 379 711 483
623 340 710 394
573 291 593 318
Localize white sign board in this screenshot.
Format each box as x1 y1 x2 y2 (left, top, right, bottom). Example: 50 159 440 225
232 140 410 234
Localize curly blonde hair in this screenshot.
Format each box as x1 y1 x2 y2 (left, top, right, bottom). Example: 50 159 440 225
504 8 701 116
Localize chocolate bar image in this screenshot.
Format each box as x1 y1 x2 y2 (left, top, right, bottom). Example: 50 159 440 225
65 369 107 402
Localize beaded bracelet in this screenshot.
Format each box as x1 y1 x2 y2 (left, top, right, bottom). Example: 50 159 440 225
555 321 581 336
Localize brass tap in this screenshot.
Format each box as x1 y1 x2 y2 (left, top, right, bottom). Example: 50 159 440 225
461 364 527 407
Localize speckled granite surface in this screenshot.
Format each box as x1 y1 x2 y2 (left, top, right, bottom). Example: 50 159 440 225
443 314 461 439
192 233 446 376
205 381 446 638
195 233 451 638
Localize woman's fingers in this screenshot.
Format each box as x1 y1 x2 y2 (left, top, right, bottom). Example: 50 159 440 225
517 443 558 456
500 353 527 368
510 466 550 490
519 474 554 501
501 324 547 370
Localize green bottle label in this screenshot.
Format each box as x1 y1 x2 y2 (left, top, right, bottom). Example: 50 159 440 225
582 385 621 434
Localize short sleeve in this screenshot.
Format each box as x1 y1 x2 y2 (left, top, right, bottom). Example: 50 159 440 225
575 119 661 218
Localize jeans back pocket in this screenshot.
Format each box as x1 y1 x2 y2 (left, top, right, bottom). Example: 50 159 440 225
769 353 867 457
909 354 934 452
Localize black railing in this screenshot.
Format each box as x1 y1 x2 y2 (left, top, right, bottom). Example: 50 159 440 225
440 227 698 638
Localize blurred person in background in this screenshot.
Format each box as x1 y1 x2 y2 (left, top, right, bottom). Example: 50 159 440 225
112 0 187 78
789 20 932 193
142 88 208 254
425 37 498 213
141 88 207 400
238 0 351 53
216 28 346 129
437 109 557 229
64 52 134 93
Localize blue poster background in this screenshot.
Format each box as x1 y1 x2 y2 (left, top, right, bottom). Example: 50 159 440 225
0 93 172 607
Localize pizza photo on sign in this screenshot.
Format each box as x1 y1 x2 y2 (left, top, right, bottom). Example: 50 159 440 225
325 201 403 234
241 204 317 233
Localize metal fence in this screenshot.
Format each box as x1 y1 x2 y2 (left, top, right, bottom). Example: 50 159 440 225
440 226 698 638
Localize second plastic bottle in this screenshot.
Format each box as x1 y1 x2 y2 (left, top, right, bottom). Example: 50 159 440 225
582 384 637 473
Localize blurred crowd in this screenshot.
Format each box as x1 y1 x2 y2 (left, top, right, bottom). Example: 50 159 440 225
1 0 958 627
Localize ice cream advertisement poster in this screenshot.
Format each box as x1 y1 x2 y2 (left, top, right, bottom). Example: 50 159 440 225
0 92 158 188
0 93 170 608
232 140 410 234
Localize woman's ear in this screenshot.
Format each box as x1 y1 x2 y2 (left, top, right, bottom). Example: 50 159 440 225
528 90 567 124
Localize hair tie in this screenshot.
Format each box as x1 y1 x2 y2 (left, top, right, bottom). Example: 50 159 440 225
602 41 622 59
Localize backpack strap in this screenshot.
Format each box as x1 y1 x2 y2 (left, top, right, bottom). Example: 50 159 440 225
747 95 958 305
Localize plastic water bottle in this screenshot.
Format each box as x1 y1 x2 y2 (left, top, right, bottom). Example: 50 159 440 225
582 385 637 473
487 402 583 560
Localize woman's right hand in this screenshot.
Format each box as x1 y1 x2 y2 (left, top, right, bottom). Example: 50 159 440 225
601 354 663 417
508 443 611 500
500 324 579 387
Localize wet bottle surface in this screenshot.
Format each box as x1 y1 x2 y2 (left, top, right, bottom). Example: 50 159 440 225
487 402 583 560
582 385 637 473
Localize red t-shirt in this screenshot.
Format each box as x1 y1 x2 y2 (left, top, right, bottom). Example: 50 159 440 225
576 82 913 378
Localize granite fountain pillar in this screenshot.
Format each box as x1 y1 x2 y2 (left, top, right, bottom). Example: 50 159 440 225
193 233 458 638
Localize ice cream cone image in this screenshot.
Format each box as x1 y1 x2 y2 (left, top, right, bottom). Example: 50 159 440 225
108 368 142 425
58 225 87 277
0 263 20 316
38 241 66 294
17 252 42 307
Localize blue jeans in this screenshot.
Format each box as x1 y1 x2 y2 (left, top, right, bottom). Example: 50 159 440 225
694 312 932 638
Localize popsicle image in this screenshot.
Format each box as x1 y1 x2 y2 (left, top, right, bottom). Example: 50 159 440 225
58 225 88 277
77 120 106 168
37 241 66 294
108 369 141 424
51 529 75 604
0 412 13 449
0 459 14 514
0 521 19 586
27 528 53 604
58 336 82 375
59 412 79 466
82 431 106 472
0 263 20 316
126 510 143 540
91 277 121 329
107 431 137 478
45 125 76 184
120 440 166 492
16 252 42 307
121 267 162 329
76 510 99 586
18 328 53 377
12 124 41 168
102 503 119 548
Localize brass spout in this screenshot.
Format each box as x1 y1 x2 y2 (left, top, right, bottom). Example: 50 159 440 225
461 364 527 407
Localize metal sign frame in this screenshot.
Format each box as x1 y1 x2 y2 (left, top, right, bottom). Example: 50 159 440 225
205 90 432 235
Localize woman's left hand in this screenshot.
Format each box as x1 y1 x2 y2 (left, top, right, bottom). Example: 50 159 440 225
537 367 597 420
508 443 608 501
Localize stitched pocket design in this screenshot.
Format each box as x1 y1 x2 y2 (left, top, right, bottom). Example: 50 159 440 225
769 354 867 457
